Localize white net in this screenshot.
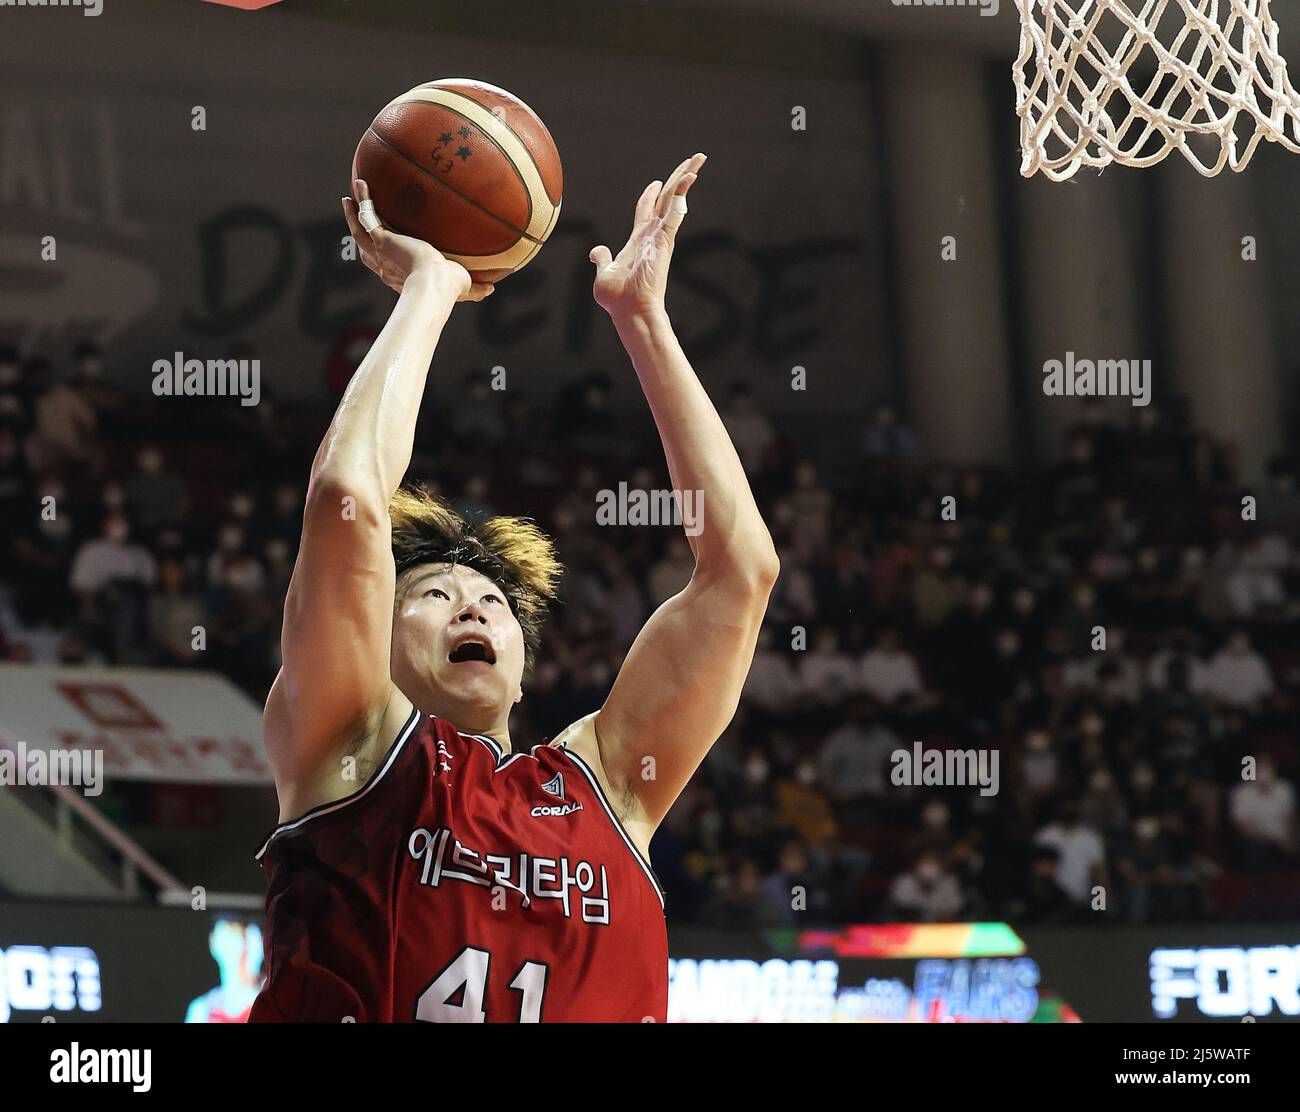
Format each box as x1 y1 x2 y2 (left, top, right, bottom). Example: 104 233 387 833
1015 0 1300 179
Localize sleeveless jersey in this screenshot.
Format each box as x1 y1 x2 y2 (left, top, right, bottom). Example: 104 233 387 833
248 707 668 1022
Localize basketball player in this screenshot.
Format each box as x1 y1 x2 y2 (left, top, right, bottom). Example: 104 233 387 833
249 153 778 1022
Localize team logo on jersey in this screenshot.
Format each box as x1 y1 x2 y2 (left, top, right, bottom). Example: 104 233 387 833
435 737 454 776
532 772 582 818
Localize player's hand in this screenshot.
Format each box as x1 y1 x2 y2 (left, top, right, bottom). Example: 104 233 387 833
343 179 495 302
589 153 705 318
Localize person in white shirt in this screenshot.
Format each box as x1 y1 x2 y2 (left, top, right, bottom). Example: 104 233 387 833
817 698 900 804
720 382 776 476
797 627 858 704
69 514 157 598
69 513 158 664
767 545 817 625
858 627 925 706
1200 630 1274 710
1229 756 1297 867
742 625 800 714
888 851 964 922
1034 799 1108 905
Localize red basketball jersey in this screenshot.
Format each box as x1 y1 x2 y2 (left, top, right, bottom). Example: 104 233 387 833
248 707 668 1023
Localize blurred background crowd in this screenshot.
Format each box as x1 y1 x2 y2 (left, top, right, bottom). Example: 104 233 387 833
1 341 1298 926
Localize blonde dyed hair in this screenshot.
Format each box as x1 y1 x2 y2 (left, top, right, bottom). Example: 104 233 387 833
390 483 562 671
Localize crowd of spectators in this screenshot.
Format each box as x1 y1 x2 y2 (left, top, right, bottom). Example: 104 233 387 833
2 341 1299 927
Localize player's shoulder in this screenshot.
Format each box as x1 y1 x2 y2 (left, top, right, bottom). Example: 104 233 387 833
545 711 601 767
547 712 653 848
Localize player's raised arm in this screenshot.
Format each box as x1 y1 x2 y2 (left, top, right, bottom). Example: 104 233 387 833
263 181 494 813
587 154 780 828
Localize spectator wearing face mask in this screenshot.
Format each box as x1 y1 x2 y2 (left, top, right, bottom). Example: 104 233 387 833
760 837 832 925
817 698 899 826
8 475 77 628
904 799 955 862
1200 630 1275 711
70 513 156 599
1225 533 1289 618
720 382 776 477
1079 766 1130 841
858 628 926 707
1017 728 1060 800
72 342 127 427
1063 626 1142 702
268 481 304 550
1116 815 1173 923
1143 653 1212 757
148 556 208 666
774 761 837 850
911 544 961 629
797 627 858 707
766 545 817 626
706 859 766 930
69 513 157 663
207 522 265 596
773 460 833 560
887 850 964 922
1229 756 1298 869
742 625 801 718
124 445 189 535
730 751 779 850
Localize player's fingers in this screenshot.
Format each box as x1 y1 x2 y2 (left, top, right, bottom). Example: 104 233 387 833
658 155 704 218
678 158 704 194
589 245 614 270
662 177 694 234
634 181 662 227
352 178 384 235
661 155 694 193
341 198 376 256
656 154 701 211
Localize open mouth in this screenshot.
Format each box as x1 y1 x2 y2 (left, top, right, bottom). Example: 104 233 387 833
448 637 497 665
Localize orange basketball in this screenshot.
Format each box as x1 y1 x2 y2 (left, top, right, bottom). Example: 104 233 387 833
352 79 563 284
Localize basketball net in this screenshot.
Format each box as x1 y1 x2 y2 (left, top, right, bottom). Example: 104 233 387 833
1015 0 1300 179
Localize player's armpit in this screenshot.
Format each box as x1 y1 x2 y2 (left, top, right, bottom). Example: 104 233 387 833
593 566 775 829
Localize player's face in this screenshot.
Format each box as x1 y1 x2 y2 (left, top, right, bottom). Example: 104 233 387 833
392 562 525 729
